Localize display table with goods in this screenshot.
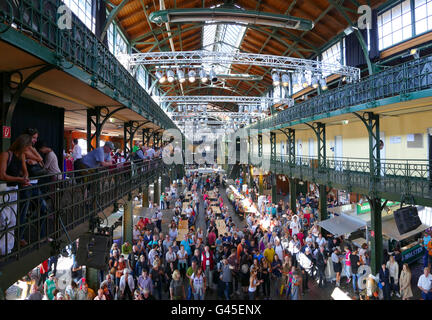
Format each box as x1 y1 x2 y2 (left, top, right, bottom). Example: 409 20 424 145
176 220 189 242
226 184 260 219
215 219 227 236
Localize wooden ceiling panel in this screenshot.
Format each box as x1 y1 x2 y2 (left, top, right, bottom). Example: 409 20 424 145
109 0 387 101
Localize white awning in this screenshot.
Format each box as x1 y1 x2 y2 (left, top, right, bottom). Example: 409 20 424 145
318 213 367 237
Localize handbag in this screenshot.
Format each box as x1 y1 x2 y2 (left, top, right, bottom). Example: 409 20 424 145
27 163 48 177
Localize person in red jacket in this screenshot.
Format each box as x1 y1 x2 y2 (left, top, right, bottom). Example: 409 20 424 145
38 259 49 287
201 246 215 290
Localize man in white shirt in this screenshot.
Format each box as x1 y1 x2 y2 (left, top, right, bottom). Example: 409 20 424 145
417 267 432 300
72 139 82 160
290 215 300 236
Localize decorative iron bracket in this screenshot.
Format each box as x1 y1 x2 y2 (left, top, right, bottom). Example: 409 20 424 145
86 106 127 152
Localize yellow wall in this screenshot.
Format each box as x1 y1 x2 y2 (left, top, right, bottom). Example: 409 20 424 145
265 110 432 161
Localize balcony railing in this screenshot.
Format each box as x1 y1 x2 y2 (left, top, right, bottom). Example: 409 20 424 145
249 54 432 130
251 154 432 201
0 0 175 130
0 158 166 266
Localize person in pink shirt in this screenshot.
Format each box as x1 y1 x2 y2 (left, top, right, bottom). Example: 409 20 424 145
344 246 352 283
207 227 216 246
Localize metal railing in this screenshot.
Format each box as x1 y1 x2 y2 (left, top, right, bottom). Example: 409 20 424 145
0 158 166 264
248 54 432 130
0 0 176 130
252 154 432 200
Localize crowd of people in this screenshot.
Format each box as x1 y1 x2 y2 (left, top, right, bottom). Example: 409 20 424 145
2 128 431 301
21 166 431 301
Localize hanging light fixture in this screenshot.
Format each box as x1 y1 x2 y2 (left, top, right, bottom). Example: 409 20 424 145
272 72 280 86
319 78 328 90
281 73 289 87
292 74 300 89
155 70 166 84
311 75 319 89
301 73 308 88
209 67 217 82
167 69 175 83
199 69 208 83
188 69 196 83
177 69 186 83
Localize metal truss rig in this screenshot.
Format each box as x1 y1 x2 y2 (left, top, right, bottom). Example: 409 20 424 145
168 112 265 118
123 51 361 80
160 95 293 106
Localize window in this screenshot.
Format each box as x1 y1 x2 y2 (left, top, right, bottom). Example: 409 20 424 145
115 31 128 56
63 0 95 33
378 0 412 50
108 23 114 53
322 40 345 66
407 133 424 148
414 0 432 34
137 66 148 90
106 21 130 68
201 4 247 75
321 39 345 77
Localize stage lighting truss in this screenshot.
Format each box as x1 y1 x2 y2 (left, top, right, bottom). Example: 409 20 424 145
159 95 293 107
122 51 360 82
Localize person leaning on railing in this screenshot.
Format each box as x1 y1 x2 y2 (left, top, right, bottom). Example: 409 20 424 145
74 141 116 183
0 134 32 255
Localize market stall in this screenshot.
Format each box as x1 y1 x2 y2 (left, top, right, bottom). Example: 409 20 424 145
226 184 260 220
322 203 429 265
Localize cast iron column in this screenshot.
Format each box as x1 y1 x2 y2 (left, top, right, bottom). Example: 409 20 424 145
122 193 133 244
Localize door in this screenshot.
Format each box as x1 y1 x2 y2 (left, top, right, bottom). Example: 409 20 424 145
281 141 285 162
297 139 303 165
334 135 343 171
308 138 315 158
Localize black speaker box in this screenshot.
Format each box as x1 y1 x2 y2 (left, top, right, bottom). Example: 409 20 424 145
76 233 111 270
394 206 422 235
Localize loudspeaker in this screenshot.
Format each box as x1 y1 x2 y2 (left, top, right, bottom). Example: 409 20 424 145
394 206 422 235
76 233 111 269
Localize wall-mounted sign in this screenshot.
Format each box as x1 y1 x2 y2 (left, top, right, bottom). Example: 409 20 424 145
389 136 401 144
2 126 11 139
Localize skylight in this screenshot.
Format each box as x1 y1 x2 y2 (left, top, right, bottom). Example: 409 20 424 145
202 4 246 75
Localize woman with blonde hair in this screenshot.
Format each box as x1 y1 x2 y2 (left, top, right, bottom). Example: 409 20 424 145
0 134 32 254
399 263 413 300
170 269 185 300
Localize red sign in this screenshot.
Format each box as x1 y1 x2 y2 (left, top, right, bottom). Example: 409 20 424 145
371 231 375 237
2 126 11 139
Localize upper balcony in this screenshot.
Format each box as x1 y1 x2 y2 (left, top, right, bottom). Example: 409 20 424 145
254 154 432 207
0 0 176 130
248 54 432 132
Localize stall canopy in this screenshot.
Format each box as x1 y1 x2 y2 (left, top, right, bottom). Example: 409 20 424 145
318 214 367 237
368 216 429 241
